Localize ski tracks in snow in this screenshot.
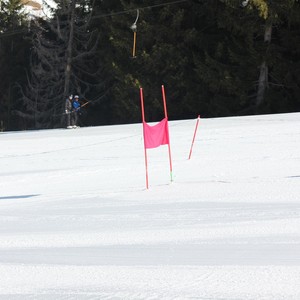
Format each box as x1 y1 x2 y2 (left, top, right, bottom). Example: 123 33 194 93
0 265 300 299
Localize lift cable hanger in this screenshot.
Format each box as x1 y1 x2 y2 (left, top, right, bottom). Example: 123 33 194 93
130 9 139 58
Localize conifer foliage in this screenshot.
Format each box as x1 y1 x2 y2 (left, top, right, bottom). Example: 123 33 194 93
0 0 29 130
0 0 299 130
17 0 101 129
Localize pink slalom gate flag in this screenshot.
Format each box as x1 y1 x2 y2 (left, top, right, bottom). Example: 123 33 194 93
143 117 169 149
140 86 173 188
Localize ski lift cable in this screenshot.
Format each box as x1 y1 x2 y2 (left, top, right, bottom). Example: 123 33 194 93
91 0 189 19
0 0 189 38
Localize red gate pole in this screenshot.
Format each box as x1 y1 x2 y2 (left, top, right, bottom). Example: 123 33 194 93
188 115 200 160
161 85 173 182
140 88 149 189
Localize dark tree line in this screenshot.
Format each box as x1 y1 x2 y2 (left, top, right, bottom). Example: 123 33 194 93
0 0 299 130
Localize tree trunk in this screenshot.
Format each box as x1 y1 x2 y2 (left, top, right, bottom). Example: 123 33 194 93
256 20 272 107
7 83 11 129
63 0 76 97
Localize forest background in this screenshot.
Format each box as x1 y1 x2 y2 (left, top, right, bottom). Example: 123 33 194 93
0 0 299 131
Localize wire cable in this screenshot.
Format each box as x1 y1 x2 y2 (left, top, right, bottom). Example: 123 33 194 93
0 0 189 38
92 0 189 19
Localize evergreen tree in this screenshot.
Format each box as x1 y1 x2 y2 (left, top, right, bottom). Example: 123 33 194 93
92 0 199 123
89 0 140 125
0 0 29 130
18 0 103 129
224 0 300 113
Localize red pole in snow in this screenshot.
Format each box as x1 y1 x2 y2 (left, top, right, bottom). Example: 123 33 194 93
188 115 200 160
140 87 149 189
161 85 173 182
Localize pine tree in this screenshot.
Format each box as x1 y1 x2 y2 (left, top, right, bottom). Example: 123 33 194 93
0 0 29 130
18 0 102 129
82 0 140 124
224 0 300 113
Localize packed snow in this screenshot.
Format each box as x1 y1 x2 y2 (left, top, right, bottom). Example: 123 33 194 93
0 113 300 299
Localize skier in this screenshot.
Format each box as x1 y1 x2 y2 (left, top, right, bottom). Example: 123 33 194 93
72 95 81 128
65 95 73 129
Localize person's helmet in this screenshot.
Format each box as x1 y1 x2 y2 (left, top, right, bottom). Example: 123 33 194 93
75 95 79 99
69 95 73 99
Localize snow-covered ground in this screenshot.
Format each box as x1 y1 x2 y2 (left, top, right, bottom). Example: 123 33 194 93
0 113 300 299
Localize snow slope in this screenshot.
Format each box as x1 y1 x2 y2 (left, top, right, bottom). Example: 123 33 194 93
0 113 300 299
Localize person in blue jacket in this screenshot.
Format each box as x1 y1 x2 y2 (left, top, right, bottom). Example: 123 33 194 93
72 95 81 128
